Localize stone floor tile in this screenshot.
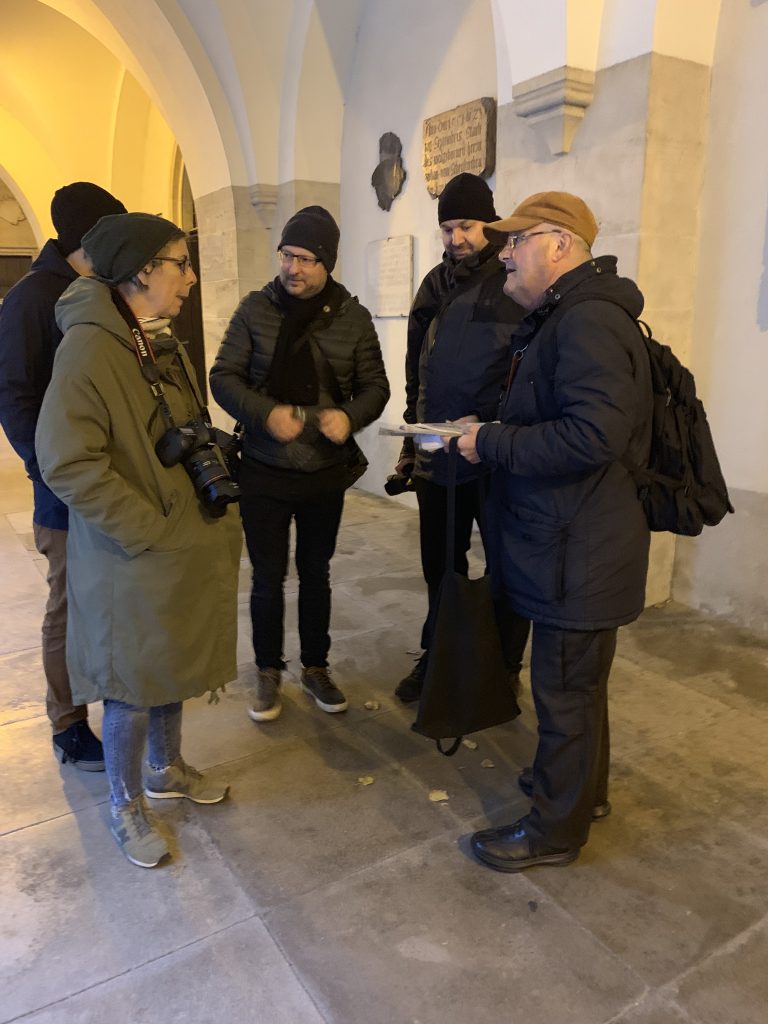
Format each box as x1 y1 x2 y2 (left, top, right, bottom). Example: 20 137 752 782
673 916 768 1024
17 918 325 1024
622 605 768 714
0 807 255 1021
266 833 645 1024
354 710 536 825
201 728 454 912
0 460 34 516
0 513 48 656
338 487 415 527
0 647 46 726
610 994 696 1023
509 769 768 987
0 715 108 835
180 667 368 771
606 659 768 833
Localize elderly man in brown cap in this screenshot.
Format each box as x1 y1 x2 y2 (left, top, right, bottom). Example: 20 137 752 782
456 191 653 872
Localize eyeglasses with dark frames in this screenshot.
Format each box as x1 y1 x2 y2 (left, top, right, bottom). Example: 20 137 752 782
503 229 564 251
277 248 323 267
151 255 193 274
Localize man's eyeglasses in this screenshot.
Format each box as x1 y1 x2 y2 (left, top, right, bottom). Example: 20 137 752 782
503 229 563 251
152 256 193 274
278 248 322 267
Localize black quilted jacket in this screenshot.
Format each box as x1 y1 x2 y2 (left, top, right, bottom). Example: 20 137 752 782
210 280 389 471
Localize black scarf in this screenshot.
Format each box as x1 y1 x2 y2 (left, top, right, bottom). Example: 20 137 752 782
266 276 342 405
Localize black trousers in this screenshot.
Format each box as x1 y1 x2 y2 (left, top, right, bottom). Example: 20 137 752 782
414 475 529 667
524 624 616 850
239 463 345 671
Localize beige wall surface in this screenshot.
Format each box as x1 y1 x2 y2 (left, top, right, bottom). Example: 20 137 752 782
673 0 768 631
0 0 178 239
339 0 499 498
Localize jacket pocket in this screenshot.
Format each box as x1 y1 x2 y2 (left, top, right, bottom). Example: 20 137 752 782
502 506 570 605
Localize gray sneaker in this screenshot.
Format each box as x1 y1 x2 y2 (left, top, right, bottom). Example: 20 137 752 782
301 666 348 713
248 667 282 722
110 797 169 868
144 757 229 804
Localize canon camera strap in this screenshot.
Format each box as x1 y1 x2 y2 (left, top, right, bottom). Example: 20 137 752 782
110 289 179 434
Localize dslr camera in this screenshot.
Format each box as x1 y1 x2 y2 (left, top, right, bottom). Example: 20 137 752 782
155 416 240 516
384 460 415 496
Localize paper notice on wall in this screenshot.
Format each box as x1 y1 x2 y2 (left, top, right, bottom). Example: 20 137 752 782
367 235 413 318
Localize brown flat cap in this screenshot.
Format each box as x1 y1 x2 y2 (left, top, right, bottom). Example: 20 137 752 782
484 191 599 247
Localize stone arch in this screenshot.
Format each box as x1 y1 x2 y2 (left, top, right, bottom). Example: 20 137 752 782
0 109 61 245
37 0 243 197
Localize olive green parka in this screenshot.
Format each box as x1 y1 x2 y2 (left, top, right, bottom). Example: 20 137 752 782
36 277 242 707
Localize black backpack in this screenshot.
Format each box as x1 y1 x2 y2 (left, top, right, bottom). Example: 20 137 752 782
544 298 734 536
627 319 733 535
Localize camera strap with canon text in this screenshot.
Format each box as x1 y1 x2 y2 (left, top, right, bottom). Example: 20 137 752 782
111 288 214 435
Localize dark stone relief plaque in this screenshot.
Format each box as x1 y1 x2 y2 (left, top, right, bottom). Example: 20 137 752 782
371 132 407 211
422 97 496 198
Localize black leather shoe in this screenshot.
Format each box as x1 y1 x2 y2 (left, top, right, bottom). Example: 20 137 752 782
53 720 105 772
394 653 427 703
471 819 578 873
518 766 611 821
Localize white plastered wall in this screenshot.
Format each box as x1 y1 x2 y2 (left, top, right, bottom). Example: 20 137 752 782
672 0 768 632
339 0 499 499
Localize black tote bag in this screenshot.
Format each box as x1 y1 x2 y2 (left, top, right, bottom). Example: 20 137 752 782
411 438 521 756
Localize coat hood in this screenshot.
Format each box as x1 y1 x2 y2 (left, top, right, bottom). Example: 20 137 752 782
55 276 136 349
542 255 644 321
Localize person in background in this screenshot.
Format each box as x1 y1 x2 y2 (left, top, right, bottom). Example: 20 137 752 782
0 182 126 771
394 172 529 705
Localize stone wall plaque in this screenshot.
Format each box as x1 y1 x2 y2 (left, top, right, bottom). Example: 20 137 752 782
366 235 413 318
422 97 496 198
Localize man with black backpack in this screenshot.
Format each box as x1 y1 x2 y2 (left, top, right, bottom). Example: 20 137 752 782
456 191 654 872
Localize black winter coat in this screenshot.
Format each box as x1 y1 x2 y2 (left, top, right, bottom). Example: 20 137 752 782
404 245 524 485
477 256 653 629
210 280 389 472
0 240 75 529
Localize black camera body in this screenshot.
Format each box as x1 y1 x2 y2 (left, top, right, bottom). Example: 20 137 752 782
155 416 240 517
384 468 415 496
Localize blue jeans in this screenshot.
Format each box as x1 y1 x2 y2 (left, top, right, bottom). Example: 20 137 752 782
102 700 182 808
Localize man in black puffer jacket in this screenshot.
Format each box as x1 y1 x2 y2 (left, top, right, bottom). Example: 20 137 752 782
210 207 389 722
457 192 653 872
394 173 529 703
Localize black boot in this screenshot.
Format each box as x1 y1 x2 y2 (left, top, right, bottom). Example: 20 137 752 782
394 652 428 703
53 720 105 772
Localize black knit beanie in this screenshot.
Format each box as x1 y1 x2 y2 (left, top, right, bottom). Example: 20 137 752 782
50 182 127 256
82 213 184 285
278 206 339 272
437 173 497 224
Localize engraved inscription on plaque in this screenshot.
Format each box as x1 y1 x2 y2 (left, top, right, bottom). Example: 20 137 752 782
366 235 413 318
423 97 496 198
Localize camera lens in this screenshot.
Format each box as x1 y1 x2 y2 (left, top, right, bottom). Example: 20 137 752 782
185 449 240 509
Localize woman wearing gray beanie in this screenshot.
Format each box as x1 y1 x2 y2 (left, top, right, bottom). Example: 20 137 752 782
36 213 242 868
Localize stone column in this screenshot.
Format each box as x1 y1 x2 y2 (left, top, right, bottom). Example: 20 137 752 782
194 184 275 426
496 51 712 605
